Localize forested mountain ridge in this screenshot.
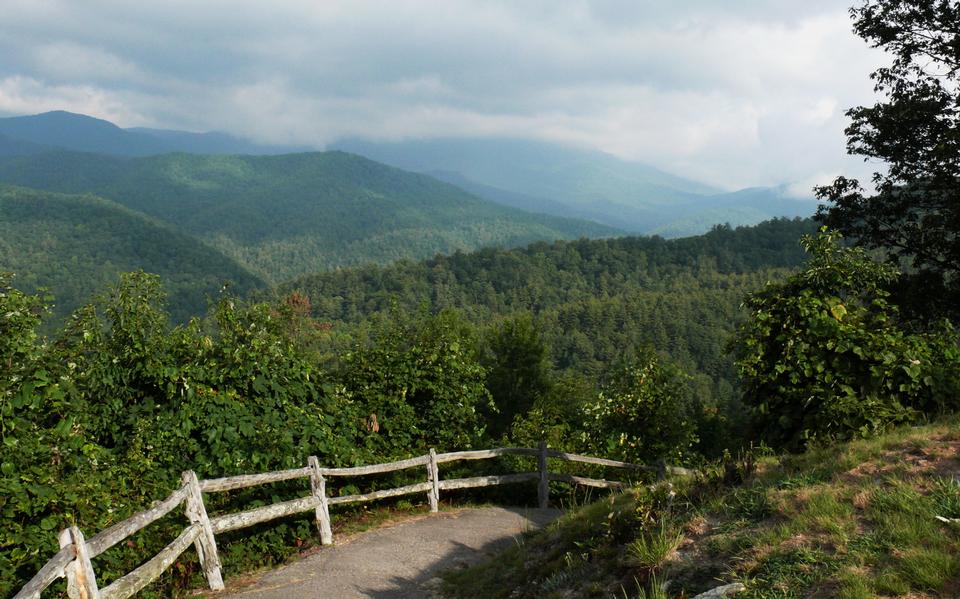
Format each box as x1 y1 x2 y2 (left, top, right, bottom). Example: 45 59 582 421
282 217 815 323
0 133 51 157
333 137 721 199
0 111 170 156
0 184 266 322
0 111 816 239
0 150 621 282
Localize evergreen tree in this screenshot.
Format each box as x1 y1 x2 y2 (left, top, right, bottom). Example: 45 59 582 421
482 315 553 438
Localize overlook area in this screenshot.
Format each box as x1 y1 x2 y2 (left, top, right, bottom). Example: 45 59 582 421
4 0 960 597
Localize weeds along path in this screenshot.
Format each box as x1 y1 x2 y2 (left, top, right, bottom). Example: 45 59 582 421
220 506 561 598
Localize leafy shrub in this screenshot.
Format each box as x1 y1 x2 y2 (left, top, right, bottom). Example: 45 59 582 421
481 314 553 439
0 272 368 595
338 308 492 456
0 275 135 594
732 228 958 448
508 372 595 450
580 351 697 465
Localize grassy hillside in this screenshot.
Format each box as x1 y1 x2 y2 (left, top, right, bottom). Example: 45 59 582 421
0 150 621 282
0 185 265 322
442 419 960 598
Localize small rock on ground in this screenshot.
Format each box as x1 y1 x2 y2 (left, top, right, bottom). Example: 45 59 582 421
691 582 746 599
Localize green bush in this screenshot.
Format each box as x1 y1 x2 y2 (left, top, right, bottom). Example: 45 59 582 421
580 352 697 465
732 228 959 448
0 275 126 594
0 273 368 595
337 308 492 456
481 314 553 439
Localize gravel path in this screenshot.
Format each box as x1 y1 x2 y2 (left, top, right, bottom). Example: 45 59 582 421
219 507 561 599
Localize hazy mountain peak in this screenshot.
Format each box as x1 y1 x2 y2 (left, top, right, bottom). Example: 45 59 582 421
0 111 170 156
331 137 813 235
0 110 310 157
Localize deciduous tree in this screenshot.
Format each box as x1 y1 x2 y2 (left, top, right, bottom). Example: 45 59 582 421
817 0 960 322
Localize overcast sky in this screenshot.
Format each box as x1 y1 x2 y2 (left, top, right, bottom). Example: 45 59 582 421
0 0 885 191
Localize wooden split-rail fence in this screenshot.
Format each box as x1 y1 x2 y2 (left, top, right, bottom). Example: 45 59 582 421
13 442 692 599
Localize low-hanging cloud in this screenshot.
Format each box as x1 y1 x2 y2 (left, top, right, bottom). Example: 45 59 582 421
0 0 884 190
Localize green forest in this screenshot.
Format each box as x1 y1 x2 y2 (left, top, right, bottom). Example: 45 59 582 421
0 217 803 593
279 217 818 441
4 210 958 595
4 1 960 595
0 150 619 283
0 184 266 323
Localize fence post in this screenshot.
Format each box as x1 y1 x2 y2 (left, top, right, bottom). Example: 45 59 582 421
427 448 440 512
182 470 224 591
538 439 549 509
309 456 333 545
58 527 100 599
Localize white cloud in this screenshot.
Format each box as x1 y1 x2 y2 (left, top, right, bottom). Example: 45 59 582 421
29 42 143 83
0 75 149 125
0 0 887 189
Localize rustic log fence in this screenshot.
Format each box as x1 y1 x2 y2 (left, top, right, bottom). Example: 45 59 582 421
13 442 692 599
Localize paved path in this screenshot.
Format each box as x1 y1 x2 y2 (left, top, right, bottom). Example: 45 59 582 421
220 507 561 599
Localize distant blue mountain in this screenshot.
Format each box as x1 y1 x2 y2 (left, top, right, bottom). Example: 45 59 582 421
0 111 308 156
645 186 817 238
333 137 720 205
125 127 311 155
331 137 818 236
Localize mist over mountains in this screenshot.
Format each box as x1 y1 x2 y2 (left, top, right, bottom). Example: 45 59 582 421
0 111 817 239
332 137 818 237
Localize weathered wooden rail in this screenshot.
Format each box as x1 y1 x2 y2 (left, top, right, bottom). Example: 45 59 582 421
13 443 691 599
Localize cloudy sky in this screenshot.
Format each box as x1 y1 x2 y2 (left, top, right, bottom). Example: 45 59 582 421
0 0 884 191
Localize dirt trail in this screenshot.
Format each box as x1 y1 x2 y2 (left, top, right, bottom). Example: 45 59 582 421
219 507 561 598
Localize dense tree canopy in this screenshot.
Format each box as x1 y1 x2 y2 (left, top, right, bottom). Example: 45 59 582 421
0 185 265 323
285 218 816 427
0 152 616 283
817 0 960 321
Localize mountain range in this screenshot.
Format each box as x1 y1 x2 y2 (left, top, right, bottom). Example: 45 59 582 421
0 111 818 238
0 143 618 290
331 137 819 236
0 110 818 321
